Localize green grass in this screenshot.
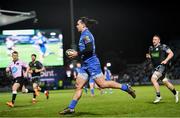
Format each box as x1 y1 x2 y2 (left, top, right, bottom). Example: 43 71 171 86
0 85 180 117
0 43 63 68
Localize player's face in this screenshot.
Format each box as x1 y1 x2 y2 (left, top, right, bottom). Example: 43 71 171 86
152 36 160 47
76 20 85 32
12 53 18 61
31 55 36 61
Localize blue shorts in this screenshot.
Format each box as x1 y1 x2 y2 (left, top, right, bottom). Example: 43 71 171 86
89 78 95 84
40 45 46 54
105 78 111 81
78 56 103 80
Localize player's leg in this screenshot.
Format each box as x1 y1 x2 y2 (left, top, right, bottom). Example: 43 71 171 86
89 79 95 96
95 74 136 98
59 74 88 115
162 78 179 103
151 71 162 103
33 82 39 96
21 85 29 93
96 83 104 94
31 82 39 103
6 83 20 107
83 84 88 94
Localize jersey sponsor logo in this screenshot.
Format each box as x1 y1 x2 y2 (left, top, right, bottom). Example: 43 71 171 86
12 66 18 73
151 52 160 58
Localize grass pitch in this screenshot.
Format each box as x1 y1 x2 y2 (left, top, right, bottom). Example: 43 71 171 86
0 85 180 117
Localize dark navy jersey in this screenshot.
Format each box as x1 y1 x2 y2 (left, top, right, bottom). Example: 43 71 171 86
29 61 43 77
149 44 170 67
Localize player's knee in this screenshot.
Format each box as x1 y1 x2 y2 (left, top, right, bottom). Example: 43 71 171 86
33 83 38 88
162 78 169 84
12 86 18 91
98 82 107 89
12 90 17 94
151 74 158 83
75 83 84 89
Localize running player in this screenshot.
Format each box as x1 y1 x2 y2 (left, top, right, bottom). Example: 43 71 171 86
59 17 136 115
27 54 48 104
104 66 112 94
6 51 28 107
146 34 179 103
32 31 47 63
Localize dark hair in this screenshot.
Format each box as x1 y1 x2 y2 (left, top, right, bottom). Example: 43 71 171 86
79 17 98 27
31 54 37 58
153 34 161 40
12 51 18 55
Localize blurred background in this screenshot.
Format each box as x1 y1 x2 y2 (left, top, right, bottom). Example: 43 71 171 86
0 0 180 91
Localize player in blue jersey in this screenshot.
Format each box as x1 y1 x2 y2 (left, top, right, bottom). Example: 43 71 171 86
89 77 104 96
73 62 88 94
104 66 112 94
32 31 47 62
59 17 136 115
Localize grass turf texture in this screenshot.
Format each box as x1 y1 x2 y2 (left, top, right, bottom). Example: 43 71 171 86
0 85 180 117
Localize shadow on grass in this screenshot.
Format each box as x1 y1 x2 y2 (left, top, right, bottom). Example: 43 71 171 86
60 112 100 117
145 101 166 104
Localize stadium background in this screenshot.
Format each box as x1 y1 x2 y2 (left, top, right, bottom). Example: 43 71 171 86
0 0 180 89
0 0 180 117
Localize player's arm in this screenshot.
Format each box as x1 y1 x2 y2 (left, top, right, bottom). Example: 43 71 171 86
23 63 29 78
161 48 174 65
27 66 33 74
78 42 93 56
73 71 77 79
35 62 45 73
146 46 152 59
109 70 112 78
37 66 45 72
69 36 93 58
146 53 151 59
6 66 10 73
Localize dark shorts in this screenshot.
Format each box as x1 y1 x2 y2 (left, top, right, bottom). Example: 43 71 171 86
153 64 167 80
31 76 40 83
12 77 26 87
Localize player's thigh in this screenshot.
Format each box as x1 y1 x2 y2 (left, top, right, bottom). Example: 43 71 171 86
75 75 88 89
12 83 20 91
151 71 162 81
33 82 38 88
95 75 106 87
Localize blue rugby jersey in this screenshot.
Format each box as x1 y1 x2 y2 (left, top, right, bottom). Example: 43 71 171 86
79 28 96 60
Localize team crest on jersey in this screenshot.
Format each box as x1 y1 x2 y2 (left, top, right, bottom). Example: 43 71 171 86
12 66 18 73
84 36 90 43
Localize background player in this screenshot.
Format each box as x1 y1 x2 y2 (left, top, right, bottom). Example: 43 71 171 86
104 66 113 94
146 34 179 103
6 51 29 107
27 54 48 104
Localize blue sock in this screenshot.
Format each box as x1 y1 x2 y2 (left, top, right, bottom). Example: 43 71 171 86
68 100 78 109
121 84 128 91
91 89 94 95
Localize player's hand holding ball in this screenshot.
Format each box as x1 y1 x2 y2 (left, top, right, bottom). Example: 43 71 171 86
65 49 78 59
